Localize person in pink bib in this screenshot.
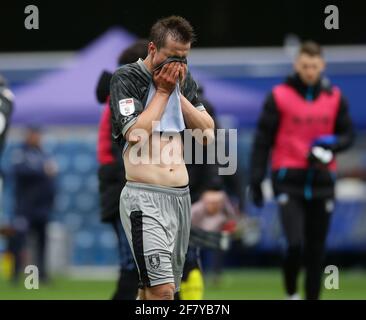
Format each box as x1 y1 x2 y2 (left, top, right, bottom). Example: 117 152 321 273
249 41 354 300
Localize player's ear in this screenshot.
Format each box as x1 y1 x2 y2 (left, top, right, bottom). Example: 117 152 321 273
148 42 156 56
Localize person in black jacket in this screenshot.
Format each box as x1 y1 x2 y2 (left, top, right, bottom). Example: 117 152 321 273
10 126 57 283
96 39 148 300
249 41 354 300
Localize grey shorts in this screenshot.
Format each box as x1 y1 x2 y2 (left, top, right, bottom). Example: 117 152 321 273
119 181 191 292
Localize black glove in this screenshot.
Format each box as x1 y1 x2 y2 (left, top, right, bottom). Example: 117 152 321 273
249 184 264 208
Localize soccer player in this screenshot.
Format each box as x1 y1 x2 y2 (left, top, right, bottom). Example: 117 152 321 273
249 41 354 300
11 126 57 283
110 16 214 300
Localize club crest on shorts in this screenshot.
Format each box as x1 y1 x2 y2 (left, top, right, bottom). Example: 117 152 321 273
119 98 135 116
148 253 160 269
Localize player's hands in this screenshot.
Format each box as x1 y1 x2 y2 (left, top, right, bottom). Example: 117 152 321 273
153 62 181 95
249 183 264 208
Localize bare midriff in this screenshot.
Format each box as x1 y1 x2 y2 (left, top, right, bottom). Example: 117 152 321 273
123 132 189 187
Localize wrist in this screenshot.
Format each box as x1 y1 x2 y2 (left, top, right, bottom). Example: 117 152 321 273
155 88 171 97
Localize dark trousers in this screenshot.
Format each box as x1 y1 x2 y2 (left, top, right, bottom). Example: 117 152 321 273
110 217 139 300
8 219 48 282
29 220 47 281
278 195 333 300
8 230 26 282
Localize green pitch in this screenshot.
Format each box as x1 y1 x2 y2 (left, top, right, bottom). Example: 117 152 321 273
0 269 365 300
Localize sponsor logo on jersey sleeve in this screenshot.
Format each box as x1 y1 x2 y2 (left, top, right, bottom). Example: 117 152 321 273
119 98 135 116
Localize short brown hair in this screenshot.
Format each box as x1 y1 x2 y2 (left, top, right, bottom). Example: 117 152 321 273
149 16 195 49
298 41 323 57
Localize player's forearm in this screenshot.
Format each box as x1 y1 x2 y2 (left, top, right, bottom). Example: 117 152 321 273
181 95 215 144
125 90 169 141
181 95 214 131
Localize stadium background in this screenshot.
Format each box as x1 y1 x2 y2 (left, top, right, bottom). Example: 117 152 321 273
0 1 365 299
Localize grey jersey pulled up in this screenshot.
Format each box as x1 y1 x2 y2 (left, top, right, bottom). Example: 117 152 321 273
109 59 205 147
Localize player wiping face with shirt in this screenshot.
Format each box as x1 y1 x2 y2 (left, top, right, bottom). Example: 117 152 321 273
109 16 214 300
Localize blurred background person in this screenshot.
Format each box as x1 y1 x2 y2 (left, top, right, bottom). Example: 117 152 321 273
96 39 148 300
191 190 239 279
8 126 57 283
249 41 354 300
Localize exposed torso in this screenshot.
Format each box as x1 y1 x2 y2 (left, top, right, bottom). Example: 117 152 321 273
123 132 189 187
